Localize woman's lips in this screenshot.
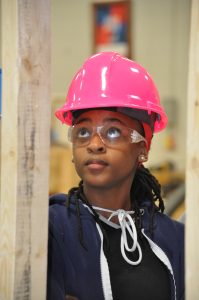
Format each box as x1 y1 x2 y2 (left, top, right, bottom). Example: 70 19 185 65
85 159 108 170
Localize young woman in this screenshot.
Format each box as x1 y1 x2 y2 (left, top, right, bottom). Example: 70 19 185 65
47 52 184 300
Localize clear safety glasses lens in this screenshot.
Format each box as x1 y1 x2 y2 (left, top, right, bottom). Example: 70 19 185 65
68 124 147 147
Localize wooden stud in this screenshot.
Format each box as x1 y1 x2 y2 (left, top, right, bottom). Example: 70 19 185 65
0 1 51 299
186 0 199 298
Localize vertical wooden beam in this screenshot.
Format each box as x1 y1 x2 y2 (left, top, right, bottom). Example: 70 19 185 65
186 0 199 299
0 1 51 299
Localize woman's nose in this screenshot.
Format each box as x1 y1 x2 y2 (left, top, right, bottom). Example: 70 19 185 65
87 133 106 153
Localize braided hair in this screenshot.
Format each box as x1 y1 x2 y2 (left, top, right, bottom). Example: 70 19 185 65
66 164 164 250
131 165 164 234
66 180 110 251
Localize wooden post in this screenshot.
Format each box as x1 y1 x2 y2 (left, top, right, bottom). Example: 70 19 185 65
0 1 51 299
186 0 199 298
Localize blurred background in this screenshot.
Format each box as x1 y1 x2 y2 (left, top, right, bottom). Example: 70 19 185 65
0 0 190 221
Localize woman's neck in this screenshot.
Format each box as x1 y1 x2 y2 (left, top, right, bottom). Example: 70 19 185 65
83 184 132 212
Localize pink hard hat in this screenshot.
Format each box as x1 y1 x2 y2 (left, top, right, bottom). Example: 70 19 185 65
55 52 167 133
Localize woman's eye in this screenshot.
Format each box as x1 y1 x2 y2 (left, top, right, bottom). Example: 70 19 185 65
107 127 121 139
76 127 90 138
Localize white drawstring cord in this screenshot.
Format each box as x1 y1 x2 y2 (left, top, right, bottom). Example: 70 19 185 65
92 206 143 265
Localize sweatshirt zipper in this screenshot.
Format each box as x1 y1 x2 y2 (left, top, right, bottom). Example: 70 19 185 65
84 203 176 299
96 223 113 300
142 229 177 300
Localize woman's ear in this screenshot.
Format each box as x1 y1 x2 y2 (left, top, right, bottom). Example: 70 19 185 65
138 154 148 163
138 143 148 163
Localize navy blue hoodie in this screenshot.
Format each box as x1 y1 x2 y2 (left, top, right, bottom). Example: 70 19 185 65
47 194 184 300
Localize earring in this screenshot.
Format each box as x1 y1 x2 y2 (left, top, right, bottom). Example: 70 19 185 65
71 158 74 163
138 154 147 163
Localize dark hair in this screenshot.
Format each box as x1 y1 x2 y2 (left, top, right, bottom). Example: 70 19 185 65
66 164 164 250
131 165 164 233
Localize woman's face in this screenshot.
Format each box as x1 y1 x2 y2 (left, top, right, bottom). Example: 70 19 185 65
71 109 147 190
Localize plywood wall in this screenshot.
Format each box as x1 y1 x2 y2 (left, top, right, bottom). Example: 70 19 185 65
186 0 199 298
0 1 51 299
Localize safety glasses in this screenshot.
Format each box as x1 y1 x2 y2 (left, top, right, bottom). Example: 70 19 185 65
68 123 147 148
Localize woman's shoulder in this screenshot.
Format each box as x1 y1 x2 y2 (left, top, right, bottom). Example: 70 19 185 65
156 211 184 231
49 193 67 206
48 193 93 226
142 202 184 237
154 212 184 247
48 194 68 232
